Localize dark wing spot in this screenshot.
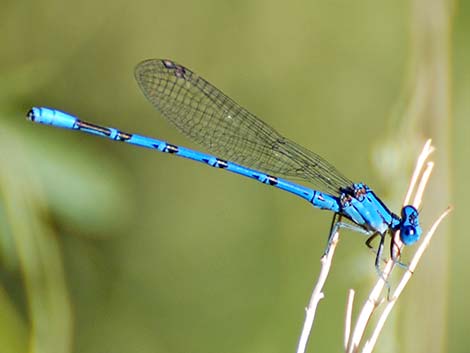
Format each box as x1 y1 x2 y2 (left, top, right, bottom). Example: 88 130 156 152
162 59 176 68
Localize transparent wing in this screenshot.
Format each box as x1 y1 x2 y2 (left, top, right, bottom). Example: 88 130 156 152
135 59 352 194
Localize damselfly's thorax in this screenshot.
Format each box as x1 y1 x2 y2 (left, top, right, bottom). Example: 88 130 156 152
338 183 392 235
337 183 421 244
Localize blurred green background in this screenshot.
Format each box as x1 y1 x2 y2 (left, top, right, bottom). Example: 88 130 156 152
0 0 467 352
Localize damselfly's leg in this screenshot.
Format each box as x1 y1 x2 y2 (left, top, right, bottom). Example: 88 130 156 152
373 233 392 295
324 214 372 256
366 233 396 266
390 234 409 270
366 233 380 250
324 213 341 256
374 233 386 274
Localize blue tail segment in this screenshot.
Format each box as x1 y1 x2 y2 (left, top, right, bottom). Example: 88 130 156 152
27 59 422 270
27 107 340 210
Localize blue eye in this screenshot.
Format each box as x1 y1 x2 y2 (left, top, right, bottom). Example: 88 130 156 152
400 225 419 245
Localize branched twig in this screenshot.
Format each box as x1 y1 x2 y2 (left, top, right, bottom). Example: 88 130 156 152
295 139 451 353
361 206 452 353
346 139 451 353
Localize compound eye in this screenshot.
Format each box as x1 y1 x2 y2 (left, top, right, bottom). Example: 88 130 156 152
400 225 419 245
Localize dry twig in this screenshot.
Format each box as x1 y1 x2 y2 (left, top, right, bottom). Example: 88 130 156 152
295 139 451 353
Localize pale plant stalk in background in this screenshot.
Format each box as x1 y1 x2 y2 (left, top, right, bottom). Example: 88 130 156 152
0 127 73 353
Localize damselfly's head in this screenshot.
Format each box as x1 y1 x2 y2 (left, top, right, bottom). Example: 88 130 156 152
399 205 422 245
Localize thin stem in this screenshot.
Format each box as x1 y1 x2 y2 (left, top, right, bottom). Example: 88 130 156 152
344 290 355 351
296 231 340 353
346 139 439 353
362 207 452 353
